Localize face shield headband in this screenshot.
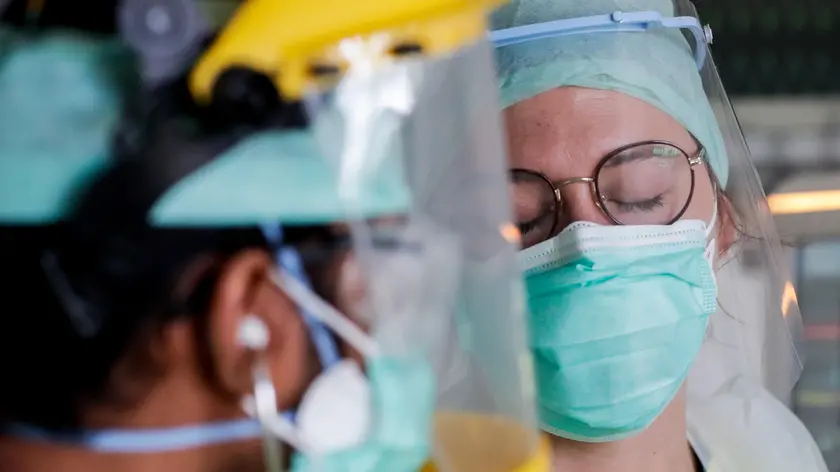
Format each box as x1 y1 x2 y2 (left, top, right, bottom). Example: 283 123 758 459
488 9 713 70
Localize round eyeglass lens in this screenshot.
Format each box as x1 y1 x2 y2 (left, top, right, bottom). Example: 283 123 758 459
596 142 694 225
509 170 558 248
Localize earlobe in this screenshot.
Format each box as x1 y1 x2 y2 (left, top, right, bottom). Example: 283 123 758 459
716 192 738 257
206 250 313 410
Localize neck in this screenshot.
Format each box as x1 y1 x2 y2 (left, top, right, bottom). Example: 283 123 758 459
0 437 265 472
550 390 697 472
0 357 259 472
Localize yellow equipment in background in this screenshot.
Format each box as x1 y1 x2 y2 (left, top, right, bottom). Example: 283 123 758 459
191 0 503 101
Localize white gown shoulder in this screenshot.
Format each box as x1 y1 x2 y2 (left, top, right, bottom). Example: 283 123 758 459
687 384 828 472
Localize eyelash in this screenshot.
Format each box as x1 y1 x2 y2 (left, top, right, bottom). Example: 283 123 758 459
518 218 540 234
518 220 538 235
613 194 665 212
518 214 550 236
517 194 665 235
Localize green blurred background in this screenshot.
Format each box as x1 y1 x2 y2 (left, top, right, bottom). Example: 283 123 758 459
698 0 839 96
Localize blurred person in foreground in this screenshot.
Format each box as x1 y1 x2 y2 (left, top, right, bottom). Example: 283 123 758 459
0 0 549 471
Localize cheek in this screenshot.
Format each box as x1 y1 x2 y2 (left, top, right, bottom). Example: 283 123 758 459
334 256 371 330
681 169 717 223
331 255 371 366
715 211 738 257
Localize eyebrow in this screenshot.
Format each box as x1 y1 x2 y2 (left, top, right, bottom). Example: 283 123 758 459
511 140 702 186
602 146 680 168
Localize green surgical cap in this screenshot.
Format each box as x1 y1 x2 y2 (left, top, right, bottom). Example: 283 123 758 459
492 0 729 185
0 28 410 225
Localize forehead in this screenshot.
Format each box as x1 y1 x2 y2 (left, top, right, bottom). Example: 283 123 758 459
503 87 694 179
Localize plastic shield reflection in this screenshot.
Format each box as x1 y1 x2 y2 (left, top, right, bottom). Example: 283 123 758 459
670 0 804 405
308 39 547 472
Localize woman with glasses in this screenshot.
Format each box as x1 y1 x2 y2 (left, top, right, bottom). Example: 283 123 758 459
491 0 827 471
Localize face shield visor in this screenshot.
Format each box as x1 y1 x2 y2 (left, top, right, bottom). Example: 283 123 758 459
184 0 548 471
490 0 803 447
298 27 549 472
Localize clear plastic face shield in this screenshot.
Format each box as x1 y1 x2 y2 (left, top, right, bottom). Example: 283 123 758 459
181 0 548 470
300 31 548 472
490 0 803 445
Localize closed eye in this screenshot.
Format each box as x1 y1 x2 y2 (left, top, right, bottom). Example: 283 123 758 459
610 194 665 213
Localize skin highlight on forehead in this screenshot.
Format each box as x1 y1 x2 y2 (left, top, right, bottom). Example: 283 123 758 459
504 87 696 180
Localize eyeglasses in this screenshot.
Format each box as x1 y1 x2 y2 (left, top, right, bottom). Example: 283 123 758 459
509 140 706 248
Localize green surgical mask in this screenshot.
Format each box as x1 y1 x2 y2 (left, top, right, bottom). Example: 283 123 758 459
289 357 434 472
519 214 717 442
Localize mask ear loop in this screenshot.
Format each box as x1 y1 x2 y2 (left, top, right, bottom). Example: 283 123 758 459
272 270 379 358
700 189 719 300
705 192 719 239
261 224 342 368
262 223 379 358
250 224 380 465
252 360 285 472
241 354 312 469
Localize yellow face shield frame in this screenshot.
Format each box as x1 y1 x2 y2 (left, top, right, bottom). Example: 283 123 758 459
188 0 506 103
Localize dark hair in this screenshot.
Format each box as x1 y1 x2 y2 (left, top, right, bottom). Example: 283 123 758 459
0 77 277 430
0 9 315 431
1 0 119 33
0 223 269 430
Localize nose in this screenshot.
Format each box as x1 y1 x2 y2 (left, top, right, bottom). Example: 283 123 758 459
556 182 612 230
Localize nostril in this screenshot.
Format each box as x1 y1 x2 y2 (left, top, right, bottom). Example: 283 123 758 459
210 66 281 125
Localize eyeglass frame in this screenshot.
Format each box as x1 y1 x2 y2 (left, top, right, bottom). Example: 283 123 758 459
509 140 707 241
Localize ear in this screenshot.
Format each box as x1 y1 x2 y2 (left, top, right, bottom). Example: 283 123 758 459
207 249 314 410
716 191 738 257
